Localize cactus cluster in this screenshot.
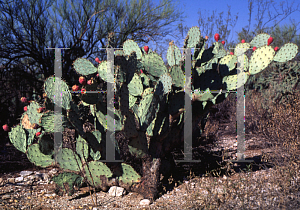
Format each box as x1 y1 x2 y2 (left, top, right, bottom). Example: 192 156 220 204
4 27 298 199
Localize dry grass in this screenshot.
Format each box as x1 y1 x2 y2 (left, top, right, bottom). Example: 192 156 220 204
159 88 300 209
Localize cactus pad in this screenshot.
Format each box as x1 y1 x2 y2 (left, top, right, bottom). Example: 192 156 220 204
8 125 27 153
154 73 172 95
186 26 201 48
223 72 249 91
127 73 143 96
72 58 97 75
44 76 72 110
167 42 182 66
123 40 143 59
117 163 141 187
83 161 113 190
26 143 55 167
273 43 298 63
249 45 275 75
57 148 82 172
250 33 271 48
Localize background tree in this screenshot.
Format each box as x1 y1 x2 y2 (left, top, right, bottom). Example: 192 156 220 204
0 0 187 142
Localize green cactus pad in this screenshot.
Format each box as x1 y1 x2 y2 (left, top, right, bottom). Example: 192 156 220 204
273 43 298 63
250 33 271 48
170 65 185 88
127 73 143 96
76 135 89 162
38 134 54 156
8 125 27 153
193 88 214 101
114 50 124 56
50 172 83 196
123 40 143 59
141 87 154 98
26 101 42 125
222 72 249 91
249 45 275 75
95 108 123 132
57 148 82 172
97 60 114 83
167 43 182 66
72 58 97 75
124 112 139 138
83 161 113 190
186 26 201 48
44 76 72 110
219 55 237 77
128 131 148 158
138 91 157 129
213 42 226 58
26 143 55 167
234 43 251 56
89 130 102 161
40 111 68 133
140 73 150 87
117 163 141 187
142 52 167 78
154 73 172 95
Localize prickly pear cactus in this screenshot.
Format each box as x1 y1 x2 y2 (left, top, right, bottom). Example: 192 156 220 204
7 27 298 201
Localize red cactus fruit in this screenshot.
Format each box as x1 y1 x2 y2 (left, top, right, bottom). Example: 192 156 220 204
95 57 101 63
36 132 41 137
79 76 86 85
274 46 279 52
140 69 143 74
205 36 209 40
72 85 80 91
230 52 234 55
96 73 99 77
241 39 245 43
81 88 86 94
267 37 273 46
253 46 257 51
221 41 225 45
2 124 9 132
24 106 28 112
144 46 149 54
214 33 220 42
20 97 28 103
87 80 93 85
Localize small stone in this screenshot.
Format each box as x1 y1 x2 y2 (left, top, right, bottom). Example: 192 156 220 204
0 177 3 184
7 178 15 183
2 194 11 200
108 186 126 197
15 176 24 182
140 199 151 206
49 168 59 174
19 170 33 177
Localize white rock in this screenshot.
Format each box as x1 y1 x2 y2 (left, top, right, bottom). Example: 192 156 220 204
108 186 126 197
140 199 151 206
19 170 33 177
15 176 24 182
49 168 59 174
